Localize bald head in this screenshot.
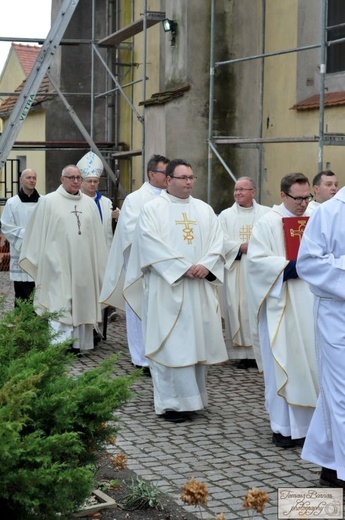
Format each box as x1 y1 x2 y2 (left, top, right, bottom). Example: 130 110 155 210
20 169 37 196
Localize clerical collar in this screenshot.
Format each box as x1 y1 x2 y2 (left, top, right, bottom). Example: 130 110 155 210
18 188 40 203
237 204 254 212
150 185 162 195
166 191 191 203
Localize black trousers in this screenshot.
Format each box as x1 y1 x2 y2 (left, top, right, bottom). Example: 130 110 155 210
13 281 35 307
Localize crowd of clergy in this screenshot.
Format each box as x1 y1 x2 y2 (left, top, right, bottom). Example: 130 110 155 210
1 153 344 489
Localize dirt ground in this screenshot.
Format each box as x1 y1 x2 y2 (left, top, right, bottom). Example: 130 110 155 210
75 455 200 520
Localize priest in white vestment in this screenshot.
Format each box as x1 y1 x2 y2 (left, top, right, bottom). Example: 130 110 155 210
247 173 318 448
1 169 40 305
123 159 228 423
78 151 119 250
297 186 345 488
307 169 338 213
218 176 270 370
99 154 170 370
19 165 108 352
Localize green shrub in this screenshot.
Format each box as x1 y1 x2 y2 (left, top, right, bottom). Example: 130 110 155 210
0 300 136 519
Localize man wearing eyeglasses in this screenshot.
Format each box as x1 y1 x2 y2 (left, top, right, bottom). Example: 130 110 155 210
79 151 120 251
247 172 318 448
19 164 108 353
123 159 228 423
218 177 270 370
100 154 170 374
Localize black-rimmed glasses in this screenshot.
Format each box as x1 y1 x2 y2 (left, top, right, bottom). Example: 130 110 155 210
63 176 82 182
170 175 197 181
284 192 313 203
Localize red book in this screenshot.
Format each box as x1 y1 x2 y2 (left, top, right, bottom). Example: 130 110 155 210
282 216 309 261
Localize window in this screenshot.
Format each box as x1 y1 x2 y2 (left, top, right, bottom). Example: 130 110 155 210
327 0 345 73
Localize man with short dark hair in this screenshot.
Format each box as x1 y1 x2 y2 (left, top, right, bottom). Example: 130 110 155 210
123 159 228 422
247 173 318 448
100 154 170 372
308 169 338 212
19 165 107 353
1 168 40 305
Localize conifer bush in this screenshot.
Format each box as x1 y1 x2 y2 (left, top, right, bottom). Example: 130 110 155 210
0 299 136 519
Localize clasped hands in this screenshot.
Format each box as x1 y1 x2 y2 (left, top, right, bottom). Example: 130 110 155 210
185 264 209 279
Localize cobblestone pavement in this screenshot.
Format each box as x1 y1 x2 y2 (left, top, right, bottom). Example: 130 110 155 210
0 272 321 520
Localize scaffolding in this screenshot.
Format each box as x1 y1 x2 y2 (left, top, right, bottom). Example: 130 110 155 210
207 0 345 204
0 0 164 200
1 1 345 205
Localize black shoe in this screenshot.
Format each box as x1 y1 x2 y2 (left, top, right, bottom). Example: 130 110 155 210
142 366 151 377
235 359 258 369
161 411 186 423
68 347 82 358
93 329 102 346
272 433 296 449
133 364 151 377
293 437 305 447
320 467 345 488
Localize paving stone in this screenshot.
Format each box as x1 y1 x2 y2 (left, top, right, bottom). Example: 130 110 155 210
0 272 321 519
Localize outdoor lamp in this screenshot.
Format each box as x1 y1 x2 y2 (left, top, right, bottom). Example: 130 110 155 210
162 18 177 46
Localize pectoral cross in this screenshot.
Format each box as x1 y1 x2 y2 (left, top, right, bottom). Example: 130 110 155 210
290 220 307 242
239 224 252 242
175 212 197 244
71 205 82 235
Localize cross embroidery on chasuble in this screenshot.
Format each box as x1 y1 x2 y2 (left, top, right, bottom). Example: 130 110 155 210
175 212 197 245
239 224 252 243
71 205 83 235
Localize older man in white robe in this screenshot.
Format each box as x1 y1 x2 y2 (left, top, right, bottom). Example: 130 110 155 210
19 165 108 353
100 154 169 371
247 172 318 448
1 168 40 305
218 176 270 370
78 151 118 250
124 159 228 423
297 186 345 488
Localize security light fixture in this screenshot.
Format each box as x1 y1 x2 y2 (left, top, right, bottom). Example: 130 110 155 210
162 18 177 46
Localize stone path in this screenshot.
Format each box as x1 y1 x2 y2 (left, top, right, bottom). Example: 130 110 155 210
0 272 320 519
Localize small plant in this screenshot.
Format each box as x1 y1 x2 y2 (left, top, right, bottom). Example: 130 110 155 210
111 452 128 470
242 488 270 517
0 300 136 519
118 476 162 510
181 477 208 517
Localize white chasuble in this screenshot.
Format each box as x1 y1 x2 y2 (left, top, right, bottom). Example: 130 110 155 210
218 201 270 363
19 185 108 327
100 182 160 311
247 204 318 408
297 187 345 478
124 191 228 368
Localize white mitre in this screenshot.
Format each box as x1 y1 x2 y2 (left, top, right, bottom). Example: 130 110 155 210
77 151 103 178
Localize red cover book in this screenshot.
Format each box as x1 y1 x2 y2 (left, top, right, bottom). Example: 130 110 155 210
282 217 309 261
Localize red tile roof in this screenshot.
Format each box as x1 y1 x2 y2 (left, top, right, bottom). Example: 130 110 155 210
12 43 41 76
291 91 345 110
0 76 53 118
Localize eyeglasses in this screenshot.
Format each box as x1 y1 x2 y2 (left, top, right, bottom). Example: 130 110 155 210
83 179 99 184
152 170 166 174
284 192 313 203
170 175 197 181
63 176 82 182
234 188 254 192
